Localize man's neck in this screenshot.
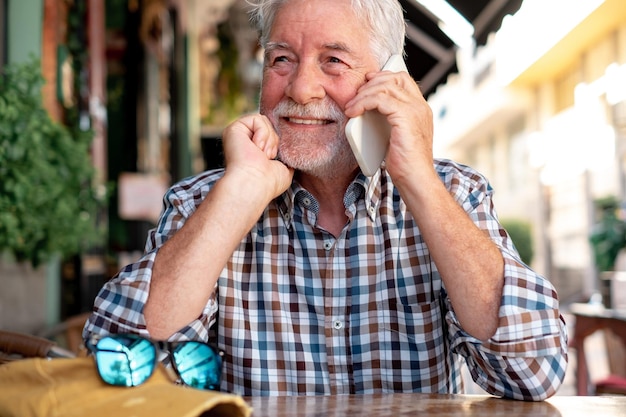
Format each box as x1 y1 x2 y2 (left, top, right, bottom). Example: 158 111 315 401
296 168 359 237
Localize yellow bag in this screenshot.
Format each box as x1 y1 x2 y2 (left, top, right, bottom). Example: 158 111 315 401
0 357 251 417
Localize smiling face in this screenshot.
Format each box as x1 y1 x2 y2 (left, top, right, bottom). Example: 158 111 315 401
259 0 379 178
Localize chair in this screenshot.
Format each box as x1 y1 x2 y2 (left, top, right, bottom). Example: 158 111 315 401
594 329 626 395
37 312 91 355
569 303 626 395
0 330 75 365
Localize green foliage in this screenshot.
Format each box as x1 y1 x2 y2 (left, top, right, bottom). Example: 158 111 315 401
589 196 626 272
501 218 534 265
0 57 105 267
203 19 257 127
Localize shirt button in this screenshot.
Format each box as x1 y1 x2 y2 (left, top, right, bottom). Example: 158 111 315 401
302 197 312 206
323 241 333 250
333 320 343 330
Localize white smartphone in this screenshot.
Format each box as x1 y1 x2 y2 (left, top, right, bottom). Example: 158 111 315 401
345 54 408 176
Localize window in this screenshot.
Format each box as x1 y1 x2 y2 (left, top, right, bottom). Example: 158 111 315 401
555 65 579 113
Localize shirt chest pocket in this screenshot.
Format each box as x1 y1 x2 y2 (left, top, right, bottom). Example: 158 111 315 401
371 297 449 388
378 298 444 347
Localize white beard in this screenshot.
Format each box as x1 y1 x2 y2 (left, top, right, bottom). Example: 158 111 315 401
267 98 358 178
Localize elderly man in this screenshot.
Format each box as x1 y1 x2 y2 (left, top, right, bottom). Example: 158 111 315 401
84 0 568 400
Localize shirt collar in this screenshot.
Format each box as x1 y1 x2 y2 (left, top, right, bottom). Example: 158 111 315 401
275 168 384 229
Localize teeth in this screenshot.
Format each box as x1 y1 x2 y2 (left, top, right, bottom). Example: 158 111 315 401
288 118 327 125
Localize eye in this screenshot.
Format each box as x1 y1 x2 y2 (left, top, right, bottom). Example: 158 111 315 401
264 47 293 67
328 56 344 64
273 55 289 64
266 53 293 75
322 55 349 75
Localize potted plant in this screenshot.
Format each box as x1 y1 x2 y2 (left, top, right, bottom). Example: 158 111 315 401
589 196 626 307
0 57 105 331
590 197 626 272
501 218 534 266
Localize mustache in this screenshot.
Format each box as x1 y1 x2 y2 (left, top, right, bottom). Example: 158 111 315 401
272 99 346 122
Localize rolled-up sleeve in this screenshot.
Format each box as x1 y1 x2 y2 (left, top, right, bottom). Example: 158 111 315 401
447 266 567 401
446 260 568 400
447 206 567 400
438 159 568 400
82 171 222 343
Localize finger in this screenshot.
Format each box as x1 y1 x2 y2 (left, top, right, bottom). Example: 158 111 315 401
344 72 416 117
242 115 278 158
227 114 278 159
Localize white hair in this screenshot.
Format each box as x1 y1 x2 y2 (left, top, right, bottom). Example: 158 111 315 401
246 0 406 67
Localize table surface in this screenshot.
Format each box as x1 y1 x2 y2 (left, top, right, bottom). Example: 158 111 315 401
568 302 626 319
244 393 626 417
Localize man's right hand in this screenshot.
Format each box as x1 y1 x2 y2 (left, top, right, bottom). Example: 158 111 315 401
145 114 293 339
222 114 294 203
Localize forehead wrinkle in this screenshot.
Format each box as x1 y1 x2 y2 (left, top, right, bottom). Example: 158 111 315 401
264 41 355 57
265 41 291 54
323 42 354 55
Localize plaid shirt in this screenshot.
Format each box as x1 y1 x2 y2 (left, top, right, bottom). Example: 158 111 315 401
84 159 568 400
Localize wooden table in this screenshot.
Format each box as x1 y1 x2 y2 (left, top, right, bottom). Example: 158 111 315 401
245 393 626 416
568 303 626 395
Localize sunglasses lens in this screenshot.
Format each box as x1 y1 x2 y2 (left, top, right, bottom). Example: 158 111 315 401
95 335 156 387
171 342 222 390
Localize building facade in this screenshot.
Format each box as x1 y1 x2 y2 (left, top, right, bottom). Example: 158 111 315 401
429 0 626 304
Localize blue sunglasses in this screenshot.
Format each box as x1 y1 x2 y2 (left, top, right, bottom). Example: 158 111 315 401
85 334 223 391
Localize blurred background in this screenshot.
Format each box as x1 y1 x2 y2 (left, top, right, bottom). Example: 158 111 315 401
1 0 626 396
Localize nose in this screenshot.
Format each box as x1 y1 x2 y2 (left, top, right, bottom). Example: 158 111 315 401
285 61 326 105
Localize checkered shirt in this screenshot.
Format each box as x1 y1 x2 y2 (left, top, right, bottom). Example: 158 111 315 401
84 159 568 400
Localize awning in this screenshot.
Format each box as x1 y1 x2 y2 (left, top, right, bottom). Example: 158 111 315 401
400 0 524 97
